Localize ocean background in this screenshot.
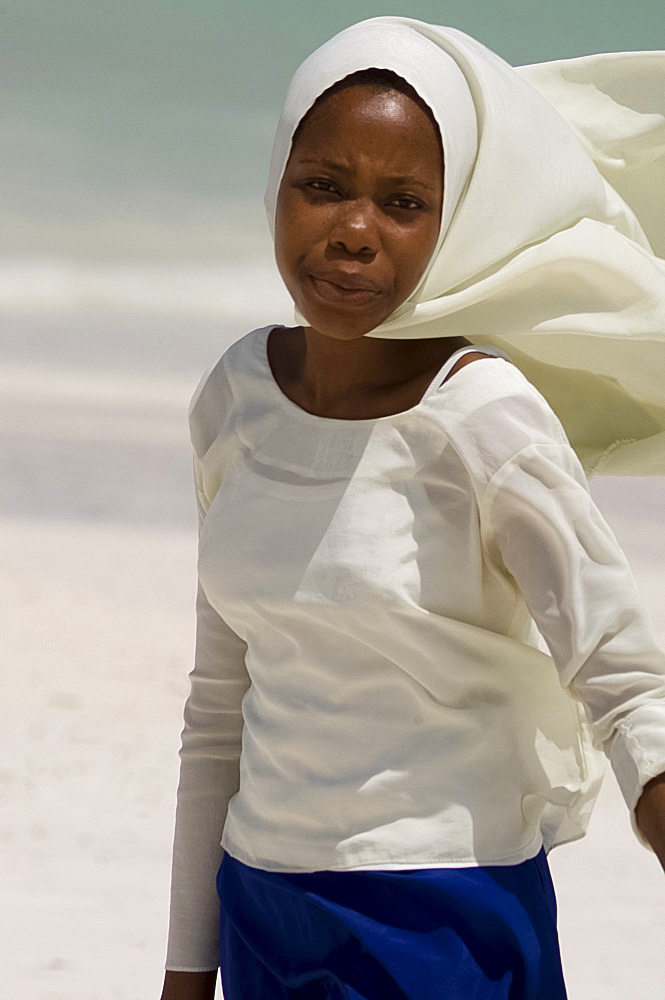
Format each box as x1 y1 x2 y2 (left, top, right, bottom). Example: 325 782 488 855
2 1 664 997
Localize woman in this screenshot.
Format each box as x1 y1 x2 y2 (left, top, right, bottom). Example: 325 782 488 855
160 17 665 1000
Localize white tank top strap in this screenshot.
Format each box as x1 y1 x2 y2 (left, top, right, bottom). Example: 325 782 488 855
421 344 511 400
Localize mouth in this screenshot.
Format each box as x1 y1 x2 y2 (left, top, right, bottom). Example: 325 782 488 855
308 272 382 306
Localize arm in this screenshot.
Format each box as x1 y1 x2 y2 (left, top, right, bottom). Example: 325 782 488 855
636 773 665 870
162 483 251 978
481 431 665 855
160 970 217 1000
164 577 249 967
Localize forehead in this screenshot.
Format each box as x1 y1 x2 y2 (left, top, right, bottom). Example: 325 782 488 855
292 85 443 168
298 84 436 136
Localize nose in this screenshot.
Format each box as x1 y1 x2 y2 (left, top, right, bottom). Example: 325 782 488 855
328 198 379 256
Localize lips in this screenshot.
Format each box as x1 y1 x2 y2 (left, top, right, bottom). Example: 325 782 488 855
308 270 382 306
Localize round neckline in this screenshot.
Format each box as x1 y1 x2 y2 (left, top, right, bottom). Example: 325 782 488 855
260 325 487 428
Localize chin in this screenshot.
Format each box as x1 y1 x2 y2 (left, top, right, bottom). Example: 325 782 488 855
319 326 372 342
299 305 385 342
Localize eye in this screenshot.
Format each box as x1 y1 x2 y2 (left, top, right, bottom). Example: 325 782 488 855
304 178 341 197
387 194 425 211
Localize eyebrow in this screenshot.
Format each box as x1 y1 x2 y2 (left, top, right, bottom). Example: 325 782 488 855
295 156 439 193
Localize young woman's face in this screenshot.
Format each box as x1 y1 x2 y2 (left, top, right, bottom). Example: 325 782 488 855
274 85 444 341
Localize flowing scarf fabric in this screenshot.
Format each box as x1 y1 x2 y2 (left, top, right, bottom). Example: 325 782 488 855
265 17 665 475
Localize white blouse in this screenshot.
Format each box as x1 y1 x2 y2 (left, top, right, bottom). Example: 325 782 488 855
165 325 665 971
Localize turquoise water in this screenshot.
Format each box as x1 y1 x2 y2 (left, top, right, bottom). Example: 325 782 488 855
3 0 664 261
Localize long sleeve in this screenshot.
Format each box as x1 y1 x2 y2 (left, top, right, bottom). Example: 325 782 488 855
480 434 665 839
165 486 251 971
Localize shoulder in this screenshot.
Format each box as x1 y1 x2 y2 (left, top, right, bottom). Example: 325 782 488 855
188 326 272 457
438 357 572 484
444 351 498 381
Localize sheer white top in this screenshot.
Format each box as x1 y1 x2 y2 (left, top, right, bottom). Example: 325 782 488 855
166 325 665 971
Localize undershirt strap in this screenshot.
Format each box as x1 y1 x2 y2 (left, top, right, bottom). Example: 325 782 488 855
421 345 511 400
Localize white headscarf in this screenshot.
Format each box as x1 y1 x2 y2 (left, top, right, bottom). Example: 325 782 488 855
265 17 665 475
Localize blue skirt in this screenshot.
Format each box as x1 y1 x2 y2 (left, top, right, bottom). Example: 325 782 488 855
216 849 567 999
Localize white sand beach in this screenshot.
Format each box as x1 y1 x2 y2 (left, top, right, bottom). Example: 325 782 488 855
2 292 664 999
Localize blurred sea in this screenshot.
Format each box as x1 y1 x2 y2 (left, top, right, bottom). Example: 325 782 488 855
4 0 664 262
2 0 663 562
4 0 664 362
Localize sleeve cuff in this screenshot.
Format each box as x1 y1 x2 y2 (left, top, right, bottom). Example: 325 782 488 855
607 704 665 849
164 965 219 973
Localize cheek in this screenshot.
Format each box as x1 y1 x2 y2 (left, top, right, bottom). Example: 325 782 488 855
394 228 438 297
273 195 302 287
275 190 315 263
274 200 334 296
273 190 293 256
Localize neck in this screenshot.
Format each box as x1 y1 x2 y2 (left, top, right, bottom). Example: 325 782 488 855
270 326 469 419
